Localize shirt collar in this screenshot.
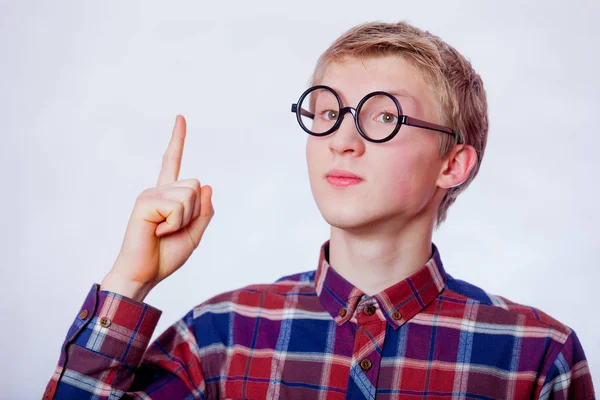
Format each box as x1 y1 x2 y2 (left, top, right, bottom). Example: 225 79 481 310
313 239 448 330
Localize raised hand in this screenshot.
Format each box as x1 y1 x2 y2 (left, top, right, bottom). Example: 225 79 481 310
100 115 215 302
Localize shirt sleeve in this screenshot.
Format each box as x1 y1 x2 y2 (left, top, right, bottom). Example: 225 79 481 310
43 284 208 399
536 329 596 399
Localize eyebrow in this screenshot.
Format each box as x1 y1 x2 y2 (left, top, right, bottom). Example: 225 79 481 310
388 89 420 112
322 86 418 110
387 89 415 99
334 88 416 104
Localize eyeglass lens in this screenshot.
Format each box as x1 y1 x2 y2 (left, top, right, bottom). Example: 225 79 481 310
298 88 399 141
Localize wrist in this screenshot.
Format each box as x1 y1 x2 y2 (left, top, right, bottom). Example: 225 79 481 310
100 273 155 303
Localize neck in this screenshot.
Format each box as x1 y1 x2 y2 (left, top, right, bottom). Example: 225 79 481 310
328 216 434 296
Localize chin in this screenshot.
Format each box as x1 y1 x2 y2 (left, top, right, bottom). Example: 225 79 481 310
317 201 381 231
323 215 365 230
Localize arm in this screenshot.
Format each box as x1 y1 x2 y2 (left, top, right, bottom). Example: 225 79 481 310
43 115 215 398
43 284 207 399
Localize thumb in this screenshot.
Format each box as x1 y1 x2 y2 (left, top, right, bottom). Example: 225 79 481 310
187 185 215 248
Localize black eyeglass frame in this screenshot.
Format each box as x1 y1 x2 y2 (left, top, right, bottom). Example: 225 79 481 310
291 85 462 144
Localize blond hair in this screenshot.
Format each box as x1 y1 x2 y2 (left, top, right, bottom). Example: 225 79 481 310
310 21 489 228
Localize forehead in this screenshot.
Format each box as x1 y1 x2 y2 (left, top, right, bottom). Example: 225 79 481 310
319 55 435 112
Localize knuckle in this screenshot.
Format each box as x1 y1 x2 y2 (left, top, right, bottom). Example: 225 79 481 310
144 188 165 200
181 178 201 189
137 189 152 200
180 186 195 199
188 188 198 200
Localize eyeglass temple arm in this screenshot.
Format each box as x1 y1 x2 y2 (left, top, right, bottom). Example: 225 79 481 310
403 116 462 144
291 104 315 119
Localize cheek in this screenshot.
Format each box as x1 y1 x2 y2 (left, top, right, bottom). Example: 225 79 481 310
305 138 322 175
378 150 437 201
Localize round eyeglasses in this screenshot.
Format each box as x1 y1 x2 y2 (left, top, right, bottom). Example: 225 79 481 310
290 85 462 144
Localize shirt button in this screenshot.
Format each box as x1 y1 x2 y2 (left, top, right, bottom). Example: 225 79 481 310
338 308 347 318
44 388 51 398
364 304 376 316
360 358 372 371
392 310 402 320
99 316 111 328
79 309 89 320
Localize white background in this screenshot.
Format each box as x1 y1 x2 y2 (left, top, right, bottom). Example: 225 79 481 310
1 1 598 398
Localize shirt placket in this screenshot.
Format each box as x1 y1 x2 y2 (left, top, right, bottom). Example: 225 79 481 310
347 297 387 400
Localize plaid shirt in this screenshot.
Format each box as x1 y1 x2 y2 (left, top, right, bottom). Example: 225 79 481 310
45 240 595 399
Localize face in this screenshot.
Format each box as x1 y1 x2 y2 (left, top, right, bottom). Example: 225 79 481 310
305 55 448 232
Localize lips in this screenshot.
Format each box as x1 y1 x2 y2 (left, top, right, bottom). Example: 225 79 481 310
326 169 363 180
325 169 363 188
326 176 363 187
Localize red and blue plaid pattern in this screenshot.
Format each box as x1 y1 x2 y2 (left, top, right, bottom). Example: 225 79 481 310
45 240 595 399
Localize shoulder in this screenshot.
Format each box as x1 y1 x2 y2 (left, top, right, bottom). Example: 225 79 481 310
442 275 573 341
443 277 595 396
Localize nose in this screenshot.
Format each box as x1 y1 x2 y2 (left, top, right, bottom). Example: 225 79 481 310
327 107 365 155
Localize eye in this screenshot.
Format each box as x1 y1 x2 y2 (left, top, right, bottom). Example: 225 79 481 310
376 112 398 124
323 110 339 121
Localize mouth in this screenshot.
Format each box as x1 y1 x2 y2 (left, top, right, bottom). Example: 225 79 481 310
325 169 364 188
325 176 363 188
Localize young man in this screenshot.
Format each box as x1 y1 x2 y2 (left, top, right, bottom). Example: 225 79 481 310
44 21 595 399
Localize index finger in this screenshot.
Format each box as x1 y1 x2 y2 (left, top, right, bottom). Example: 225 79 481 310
157 114 187 187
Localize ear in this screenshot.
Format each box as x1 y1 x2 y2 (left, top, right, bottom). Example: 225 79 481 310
437 144 478 189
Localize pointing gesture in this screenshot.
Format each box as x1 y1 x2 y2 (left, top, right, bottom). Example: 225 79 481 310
157 115 186 186
101 115 215 302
